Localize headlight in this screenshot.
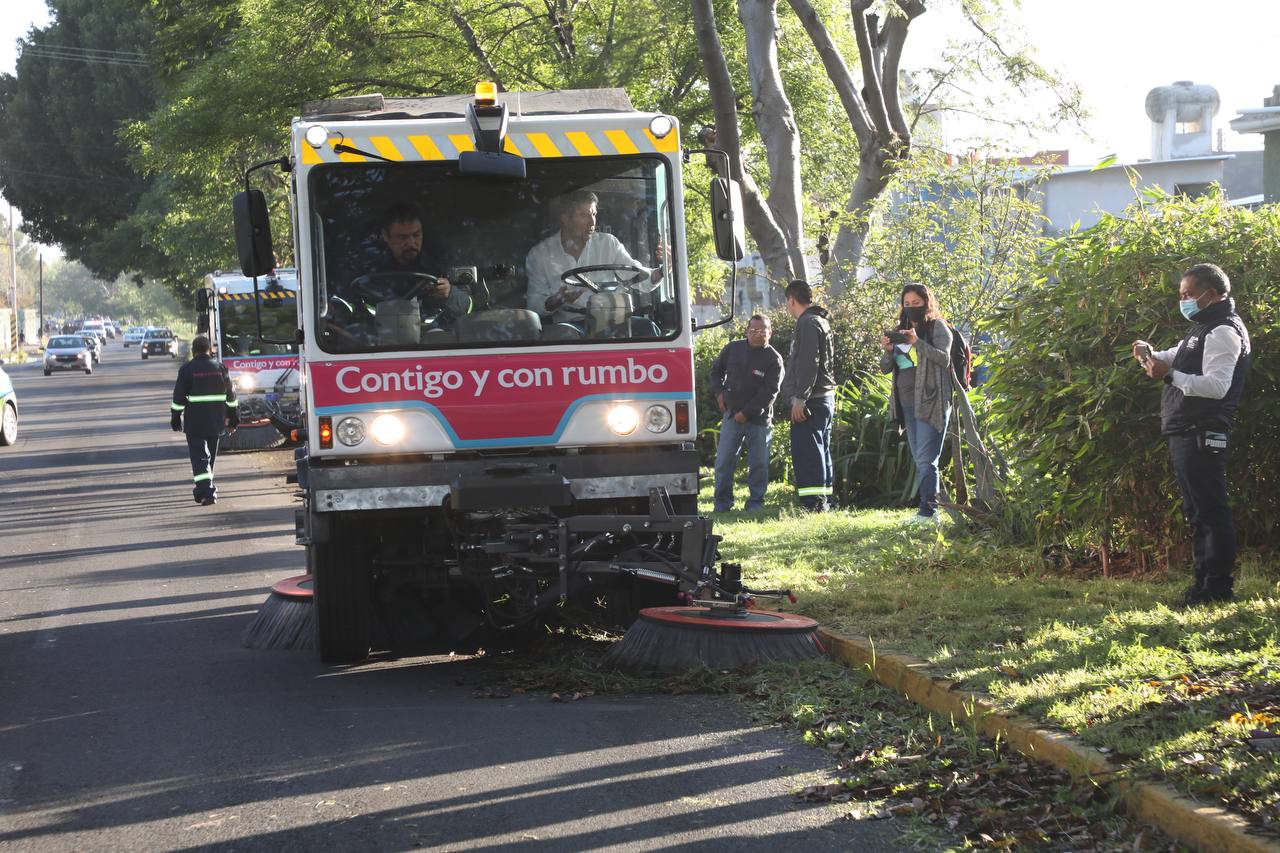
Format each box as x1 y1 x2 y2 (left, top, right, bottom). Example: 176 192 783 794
370 414 405 446
644 405 673 433
606 404 639 436
648 115 675 139
236 373 257 392
335 417 366 446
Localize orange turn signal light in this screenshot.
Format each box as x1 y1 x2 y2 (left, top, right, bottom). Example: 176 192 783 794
318 416 333 449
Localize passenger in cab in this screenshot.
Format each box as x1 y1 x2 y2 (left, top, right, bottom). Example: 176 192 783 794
525 191 666 328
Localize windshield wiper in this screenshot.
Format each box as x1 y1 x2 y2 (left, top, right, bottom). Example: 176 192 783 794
333 143 395 163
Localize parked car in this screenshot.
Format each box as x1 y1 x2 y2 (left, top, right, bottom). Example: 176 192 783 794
123 326 148 347
141 328 177 359
45 335 95 375
81 333 103 364
0 364 16 446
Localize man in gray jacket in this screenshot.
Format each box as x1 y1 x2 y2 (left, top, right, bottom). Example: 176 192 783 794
779 281 836 511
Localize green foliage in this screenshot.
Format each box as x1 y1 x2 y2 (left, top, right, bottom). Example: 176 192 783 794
860 149 1049 332
987 191 1280 564
0 0 159 279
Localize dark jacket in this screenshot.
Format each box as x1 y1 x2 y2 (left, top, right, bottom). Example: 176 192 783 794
1160 298 1250 435
779 305 835 405
172 355 237 437
709 338 784 426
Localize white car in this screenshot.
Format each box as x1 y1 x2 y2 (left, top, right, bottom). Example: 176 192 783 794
44 335 95 375
123 326 148 347
80 321 108 344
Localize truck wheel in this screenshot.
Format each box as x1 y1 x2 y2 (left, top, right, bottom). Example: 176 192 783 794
312 518 372 663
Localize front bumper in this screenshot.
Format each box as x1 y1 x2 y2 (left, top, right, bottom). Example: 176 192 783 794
304 447 699 513
45 357 90 371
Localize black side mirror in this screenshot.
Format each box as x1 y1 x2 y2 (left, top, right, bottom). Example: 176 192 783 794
195 288 212 335
233 190 275 277
710 177 744 262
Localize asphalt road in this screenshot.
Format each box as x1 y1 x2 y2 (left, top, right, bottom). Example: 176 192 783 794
0 343 904 852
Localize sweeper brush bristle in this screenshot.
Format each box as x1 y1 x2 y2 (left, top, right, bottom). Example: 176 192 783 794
241 575 314 650
606 606 823 672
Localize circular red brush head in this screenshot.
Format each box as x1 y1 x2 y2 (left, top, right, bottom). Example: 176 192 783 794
636 606 818 633
270 574 314 601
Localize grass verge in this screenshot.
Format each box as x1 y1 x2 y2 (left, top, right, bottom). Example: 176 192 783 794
707 485 1280 842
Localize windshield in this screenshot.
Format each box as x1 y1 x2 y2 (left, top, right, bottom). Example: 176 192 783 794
309 156 677 353
146 330 173 340
219 291 299 356
49 337 84 349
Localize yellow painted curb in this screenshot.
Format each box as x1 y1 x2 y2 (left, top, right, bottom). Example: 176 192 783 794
818 627 1280 853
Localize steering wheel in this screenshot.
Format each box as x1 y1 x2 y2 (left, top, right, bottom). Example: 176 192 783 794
350 271 444 304
559 264 648 294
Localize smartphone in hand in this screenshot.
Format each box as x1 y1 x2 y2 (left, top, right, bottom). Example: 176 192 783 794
1136 342 1154 363
885 330 908 345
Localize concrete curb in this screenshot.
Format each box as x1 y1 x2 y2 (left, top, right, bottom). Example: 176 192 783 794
816 627 1280 853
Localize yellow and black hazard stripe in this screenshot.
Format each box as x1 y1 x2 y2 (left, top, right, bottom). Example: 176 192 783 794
218 291 296 301
298 126 679 166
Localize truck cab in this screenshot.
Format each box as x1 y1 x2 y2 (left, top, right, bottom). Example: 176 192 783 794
197 270 302 449
233 85 743 661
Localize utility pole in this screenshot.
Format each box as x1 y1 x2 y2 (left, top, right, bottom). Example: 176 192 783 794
8 202 17 350
39 254 44 336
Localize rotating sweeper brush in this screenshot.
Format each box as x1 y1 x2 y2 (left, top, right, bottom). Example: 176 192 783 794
605 579 824 673
241 574 314 650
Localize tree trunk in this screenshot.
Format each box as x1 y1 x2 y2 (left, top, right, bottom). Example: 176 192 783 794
827 152 889 293
738 0 806 279
690 0 795 283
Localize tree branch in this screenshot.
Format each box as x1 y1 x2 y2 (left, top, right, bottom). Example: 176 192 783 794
849 0 890 137
785 0 873 146
450 3 505 89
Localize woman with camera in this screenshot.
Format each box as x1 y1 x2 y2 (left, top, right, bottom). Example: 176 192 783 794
880 284 952 523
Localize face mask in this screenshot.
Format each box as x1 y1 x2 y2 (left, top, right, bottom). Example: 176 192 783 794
1179 298 1201 321
905 306 926 324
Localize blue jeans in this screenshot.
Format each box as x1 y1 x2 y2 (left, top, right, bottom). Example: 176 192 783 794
791 394 835 511
714 414 772 511
900 399 948 516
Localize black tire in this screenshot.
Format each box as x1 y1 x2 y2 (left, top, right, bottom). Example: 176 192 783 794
312 516 372 663
0 402 16 446
43 369 51 376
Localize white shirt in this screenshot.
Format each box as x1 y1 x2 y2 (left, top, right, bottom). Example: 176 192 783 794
525 231 656 323
1154 324 1243 400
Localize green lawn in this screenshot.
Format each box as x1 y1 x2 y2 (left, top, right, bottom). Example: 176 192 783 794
704 482 1280 837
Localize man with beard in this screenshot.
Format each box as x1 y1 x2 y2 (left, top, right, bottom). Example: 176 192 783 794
329 203 472 344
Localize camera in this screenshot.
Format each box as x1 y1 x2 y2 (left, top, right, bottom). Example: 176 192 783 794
885 330 909 345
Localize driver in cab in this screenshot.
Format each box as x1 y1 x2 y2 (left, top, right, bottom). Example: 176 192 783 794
330 202 472 342
525 190 665 325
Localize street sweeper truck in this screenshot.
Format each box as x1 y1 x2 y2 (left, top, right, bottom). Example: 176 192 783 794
232 83 818 664
194 269 302 450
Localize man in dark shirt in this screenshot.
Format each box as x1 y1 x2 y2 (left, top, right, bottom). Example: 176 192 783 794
171 335 238 505
709 314 784 512
328 203 471 344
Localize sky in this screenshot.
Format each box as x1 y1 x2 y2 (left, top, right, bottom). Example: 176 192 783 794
1 0 1278 249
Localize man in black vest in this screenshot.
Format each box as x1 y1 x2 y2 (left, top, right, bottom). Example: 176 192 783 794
1133 263 1250 606
171 336 239 505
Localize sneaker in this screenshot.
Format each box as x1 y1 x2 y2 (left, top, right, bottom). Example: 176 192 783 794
199 495 217 506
